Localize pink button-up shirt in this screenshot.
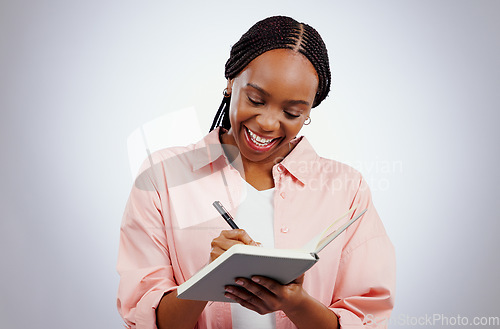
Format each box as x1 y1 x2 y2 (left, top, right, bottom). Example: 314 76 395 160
117 128 396 329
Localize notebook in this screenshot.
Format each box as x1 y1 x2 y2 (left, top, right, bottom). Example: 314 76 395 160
177 207 367 302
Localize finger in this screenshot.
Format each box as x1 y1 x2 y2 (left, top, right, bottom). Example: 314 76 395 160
293 273 305 285
210 229 258 262
209 245 226 262
211 234 242 252
211 230 249 251
250 275 306 312
236 278 276 301
232 278 282 312
224 289 264 314
221 229 258 246
210 230 259 262
250 276 282 295
224 285 270 315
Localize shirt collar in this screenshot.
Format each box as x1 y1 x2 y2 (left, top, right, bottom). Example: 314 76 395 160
278 136 320 184
191 128 321 184
191 127 227 171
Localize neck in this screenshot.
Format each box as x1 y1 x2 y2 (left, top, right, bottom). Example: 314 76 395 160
241 161 275 190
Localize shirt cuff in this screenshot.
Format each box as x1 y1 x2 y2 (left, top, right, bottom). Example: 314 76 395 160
135 287 177 329
329 307 365 329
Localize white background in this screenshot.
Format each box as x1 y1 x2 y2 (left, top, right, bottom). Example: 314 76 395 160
1 0 499 328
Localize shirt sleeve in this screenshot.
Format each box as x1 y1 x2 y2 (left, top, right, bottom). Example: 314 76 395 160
329 177 396 328
116 166 177 329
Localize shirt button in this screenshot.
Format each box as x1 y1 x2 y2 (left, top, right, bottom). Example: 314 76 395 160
280 226 289 233
280 192 286 199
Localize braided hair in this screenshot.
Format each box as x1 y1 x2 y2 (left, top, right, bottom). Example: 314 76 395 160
210 15 331 132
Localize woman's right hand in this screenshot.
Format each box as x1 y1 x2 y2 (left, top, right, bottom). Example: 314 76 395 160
210 229 260 262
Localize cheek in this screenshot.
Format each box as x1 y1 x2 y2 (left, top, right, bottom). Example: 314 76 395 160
288 121 305 134
230 98 252 123
228 97 241 125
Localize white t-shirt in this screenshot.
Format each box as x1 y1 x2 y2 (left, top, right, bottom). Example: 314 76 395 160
231 180 276 329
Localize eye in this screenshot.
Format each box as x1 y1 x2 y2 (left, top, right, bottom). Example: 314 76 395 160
247 96 264 106
284 111 300 119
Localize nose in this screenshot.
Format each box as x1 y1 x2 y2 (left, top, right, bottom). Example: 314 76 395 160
256 110 280 132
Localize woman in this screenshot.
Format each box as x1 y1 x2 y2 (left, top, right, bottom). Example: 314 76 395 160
117 16 395 329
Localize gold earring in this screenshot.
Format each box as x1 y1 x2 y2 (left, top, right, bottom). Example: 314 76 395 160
304 117 311 125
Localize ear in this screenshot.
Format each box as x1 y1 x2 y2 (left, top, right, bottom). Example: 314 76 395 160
226 79 234 94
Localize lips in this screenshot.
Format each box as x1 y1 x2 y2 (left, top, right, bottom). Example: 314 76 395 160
243 127 280 152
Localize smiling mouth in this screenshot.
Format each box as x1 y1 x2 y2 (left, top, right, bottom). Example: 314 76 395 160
244 127 280 151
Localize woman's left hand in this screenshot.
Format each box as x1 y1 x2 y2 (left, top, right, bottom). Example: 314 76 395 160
224 274 307 315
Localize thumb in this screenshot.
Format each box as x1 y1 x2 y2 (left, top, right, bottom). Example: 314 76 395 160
293 274 305 285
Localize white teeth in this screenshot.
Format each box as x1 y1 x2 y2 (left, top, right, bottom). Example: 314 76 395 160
247 129 274 146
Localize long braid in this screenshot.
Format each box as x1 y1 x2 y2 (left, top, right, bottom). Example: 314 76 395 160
210 16 331 132
209 96 230 132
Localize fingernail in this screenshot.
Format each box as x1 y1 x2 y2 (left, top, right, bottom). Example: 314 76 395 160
252 277 260 283
235 279 244 286
225 287 233 293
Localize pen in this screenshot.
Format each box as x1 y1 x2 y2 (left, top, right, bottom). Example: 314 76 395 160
212 201 239 229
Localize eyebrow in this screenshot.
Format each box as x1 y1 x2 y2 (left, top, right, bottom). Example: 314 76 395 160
246 83 311 106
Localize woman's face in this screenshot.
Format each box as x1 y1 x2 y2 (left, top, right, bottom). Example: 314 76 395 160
225 48 319 168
